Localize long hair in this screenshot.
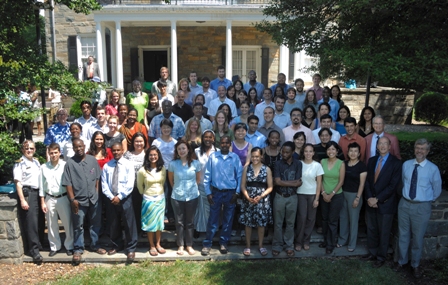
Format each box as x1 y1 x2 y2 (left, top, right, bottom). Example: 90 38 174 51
178 78 191 92
143 146 164 172
184 117 202 145
358 106 376 129
331 85 342 102
213 110 230 133
247 87 259 105
218 103 233 123
89 131 107 157
129 132 148 152
200 130 217 156
249 147 263 165
336 105 351 121
226 85 237 103
173 139 197 167
304 89 317 105
303 105 317 120
265 129 281 146
148 93 160 110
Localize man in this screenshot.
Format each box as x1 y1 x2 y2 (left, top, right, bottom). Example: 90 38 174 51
245 115 267 148
394 139 442 278
201 136 243 256
254 88 275 127
282 108 315 143
362 137 402 268
39 143 74 257
210 65 233 92
207 85 238 122
149 100 185 140
365 116 401 162
273 95 291 129
126 80 149 124
188 71 203 99
62 139 105 266
74 101 97 138
151 66 177 96
308 73 323 101
318 87 339 121
272 141 302 257
200 76 217 108
258 106 286 144
83 55 100 81
44 108 71 151
243 70 265 100
172 90 193 123
338 117 366 162
294 78 306 108
312 114 341 144
102 143 138 264
270 73 289 95
86 106 109 140
185 103 213 132
284 87 303 115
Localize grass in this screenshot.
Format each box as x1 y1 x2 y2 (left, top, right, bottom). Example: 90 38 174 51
391 131 448 142
49 258 407 285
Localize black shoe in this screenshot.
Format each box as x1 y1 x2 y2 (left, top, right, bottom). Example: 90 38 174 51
66 250 74 256
219 245 228 254
412 266 423 278
372 260 385 268
193 230 200 239
361 253 376 261
32 253 43 264
49 250 58 257
318 242 327 248
126 252 135 265
393 263 403 272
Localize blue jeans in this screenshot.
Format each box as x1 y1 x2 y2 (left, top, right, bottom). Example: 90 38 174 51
203 191 236 248
72 201 102 253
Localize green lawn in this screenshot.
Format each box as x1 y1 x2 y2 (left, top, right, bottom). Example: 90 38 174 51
391 131 448 142
50 259 406 285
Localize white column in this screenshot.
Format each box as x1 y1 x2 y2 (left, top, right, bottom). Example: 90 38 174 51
293 52 300 80
110 25 117 88
171 20 178 87
115 21 124 89
279 44 289 81
226 20 233 81
95 22 104 81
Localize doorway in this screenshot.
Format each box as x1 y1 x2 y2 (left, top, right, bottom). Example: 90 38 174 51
143 50 168 82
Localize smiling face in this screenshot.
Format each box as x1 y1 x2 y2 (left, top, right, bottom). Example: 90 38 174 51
287 90 296 100
118 105 128 119
238 91 247 102
111 144 124 161
218 86 226 99
290 110 302 125
234 126 247 140
294 135 305 149
331 87 340 99
162 101 172 116
73 140 85 157
203 131 214 148
338 108 348 120
377 137 391 156
326 145 338 158
177 91 185 104
305 107 314 119
189 120 199 134
281 145 293 162
345 122 356 136
303 145 314 161
373 117 385 134
180 80 188 91
268 131 280 147
414 143 429 163
319 130 331 144
227 87 236 98
189 73 197 84
363 109 373 122
57 110 68 125
133 82 141 93
195 95 204 105
133 136 145 152
220 105 229 116
176 143 189 159
348 146 360 161
96 109 106 123
275 97 285 112
277 74 286 85
127 110 137 125
70 124 82 139
239 103 249 115
201 80 210 89
263 89 272 101
249 89 257 100
81 104 92 117
307 91 315 102
22 142 35 160
94 134 104 149
111 92 120 104
108 118 118 132
217 68 225 79
319 105 329 116
264 107 274 123
49 147 61 164
148 149 159 166
220 136 231 154
295 81 304 92
150 96 158 108
161 124 172 137
216 112 226 126
234 81 242 91
250 150 262 165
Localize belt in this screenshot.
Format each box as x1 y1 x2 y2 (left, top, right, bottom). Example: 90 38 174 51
47 192 68 198
403 197 429 204
246 181 267 188
276 190 296 197
211 186 235 192
23 186 38 191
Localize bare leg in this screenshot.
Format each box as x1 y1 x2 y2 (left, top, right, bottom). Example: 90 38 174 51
155 231 162 248
258 227 265 248
245 226 252 248
36 122 42 135
148 232 156 249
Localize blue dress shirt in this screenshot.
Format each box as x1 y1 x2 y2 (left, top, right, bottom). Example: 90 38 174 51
401 159 442 202
168 159 201 201
204 151 243 195
101 157 135 200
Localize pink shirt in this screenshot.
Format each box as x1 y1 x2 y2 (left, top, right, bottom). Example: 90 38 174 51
105 104 119 116
282 124 315 144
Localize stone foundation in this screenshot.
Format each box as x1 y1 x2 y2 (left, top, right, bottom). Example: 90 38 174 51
0 195 23 264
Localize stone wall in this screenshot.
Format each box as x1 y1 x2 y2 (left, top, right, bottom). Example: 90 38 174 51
0 195 23 264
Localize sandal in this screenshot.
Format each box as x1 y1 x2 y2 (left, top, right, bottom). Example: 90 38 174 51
177 246 184 255
186 247 195 256
304 244 310 251
243 248 251 256
286 250 295 257
336 244 343 248
156 247 166 254
295 244 302 251
259 247 268 256
149 248 158 256
272 250 280 256
95 248 107 255
348 248 355 252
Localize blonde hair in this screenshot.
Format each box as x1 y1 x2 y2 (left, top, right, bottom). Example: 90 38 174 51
108 115 119 123
213 110 229 133
178 78 191 92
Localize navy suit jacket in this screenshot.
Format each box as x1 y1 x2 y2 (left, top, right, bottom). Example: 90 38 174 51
364 153 402 215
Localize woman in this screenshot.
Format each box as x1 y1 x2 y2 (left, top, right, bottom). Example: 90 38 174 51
331 85 344 107
303 89 318 112
104 115 127 151
217 103 233 125
117 103 128 128
295 144 324 251
239 147 273 256
152 119 177 223
335 106 351 136
230 101 250 129
144 93 161 131
124 132 148 237
337 142 367 252
105 89 120 118
319 141 345 254
293 131 306 160
314 128 344 162
119 108 148 150
226 85 237 105
358 106 376 137
213 110 234 148
302 105 317 129
263 130 281 173
194 94 209 120
231 123 252 166
168 140 201 255
88 131 113 169
274 86 285 97
193 130 218 238
178 78 191 105
247 87 259 115
310 102 334 130
63 123 90 161
182 117 202 150
137 146 166 256
233 79 244 94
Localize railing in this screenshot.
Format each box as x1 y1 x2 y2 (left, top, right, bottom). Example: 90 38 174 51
99 0 270 5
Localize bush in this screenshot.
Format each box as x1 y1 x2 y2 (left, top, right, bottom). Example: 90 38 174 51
70 99 84 118
0 132 22 184
414 92 448 125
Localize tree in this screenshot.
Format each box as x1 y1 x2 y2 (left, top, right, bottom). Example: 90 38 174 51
255 0 448 92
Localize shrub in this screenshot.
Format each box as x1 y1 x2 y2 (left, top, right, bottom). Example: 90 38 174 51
414 92 448 126
70 99 83 118
0 132 22 184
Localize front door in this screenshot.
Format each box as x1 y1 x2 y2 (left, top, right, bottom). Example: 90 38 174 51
143 50 168 83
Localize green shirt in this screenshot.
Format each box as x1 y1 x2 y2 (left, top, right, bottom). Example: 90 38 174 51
126 92 149 124
321 158 343 194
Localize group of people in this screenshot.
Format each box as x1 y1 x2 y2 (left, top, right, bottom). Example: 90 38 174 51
14 67 442 278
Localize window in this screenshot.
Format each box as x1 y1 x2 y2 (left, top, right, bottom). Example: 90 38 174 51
232 47 261 83
76 35 97 80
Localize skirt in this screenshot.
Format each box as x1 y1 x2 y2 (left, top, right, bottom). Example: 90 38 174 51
141 197 165 232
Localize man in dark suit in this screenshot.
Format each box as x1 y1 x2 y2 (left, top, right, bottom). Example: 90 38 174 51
83 56 101 81
362 136 402 268
365 115 401 162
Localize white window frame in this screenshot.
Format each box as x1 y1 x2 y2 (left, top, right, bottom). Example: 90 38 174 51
77 34 97 81
232 46 261 83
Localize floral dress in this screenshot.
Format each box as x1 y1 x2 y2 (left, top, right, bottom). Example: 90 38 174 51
239 164 273 228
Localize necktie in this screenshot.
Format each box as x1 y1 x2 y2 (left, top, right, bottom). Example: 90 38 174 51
374 156 383 183
112 160 119 196
375 135 380 156
409 164 419 200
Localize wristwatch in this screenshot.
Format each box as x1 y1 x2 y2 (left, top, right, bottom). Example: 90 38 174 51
69 197 75 202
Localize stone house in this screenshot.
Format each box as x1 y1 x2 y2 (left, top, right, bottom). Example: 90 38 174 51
45 0 315 92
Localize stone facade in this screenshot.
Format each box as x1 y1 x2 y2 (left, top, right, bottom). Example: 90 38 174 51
0 195 23 264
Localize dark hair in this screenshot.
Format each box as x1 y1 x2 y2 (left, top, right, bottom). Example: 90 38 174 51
70 122 82 131
294 78 304 86
148 93 160 109
193 102 203 109
336 105 351 121
318 102 331 113
199 130 217 156
226 85 237 102
201 77 210 83
320 114 333 122
144 146 164 172
217 65 225 71
218 103 232 123
303 105 317 120
247 87 259 105
293 131 306 141
282 141 295 151
304 89 317 105
290 107 303 117
250 147 263 164
331 85 342 102
358 106 376 129
160 118 173 128
118 103 128 111
347 142 361 153
247 114 259 124
194 94 205 104
233 79 244 90
173 140 196 167
234 122 247 132
157 80 167 88
275 86 285 97
129 132 147 152
128 108 138 117
266 130 281 146
344 117 357 126
318 127 333 137
80 100 92 108
48 142 60 152
274 95 286 103
325 141 341 153
89 131 107 158
286 87 296 95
